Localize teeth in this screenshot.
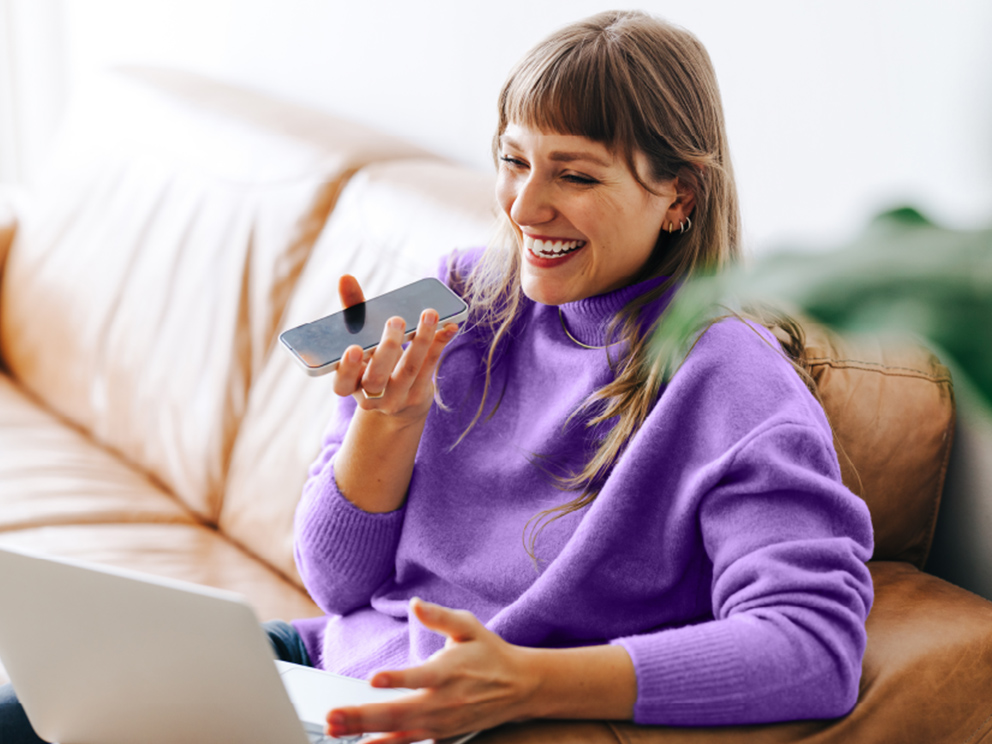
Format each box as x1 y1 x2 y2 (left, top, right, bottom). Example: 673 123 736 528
525 236 585 259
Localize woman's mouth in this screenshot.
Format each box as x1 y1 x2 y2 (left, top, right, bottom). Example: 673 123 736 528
523 235 587 260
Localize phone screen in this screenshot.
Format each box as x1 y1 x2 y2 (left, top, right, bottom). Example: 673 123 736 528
279 278 469 376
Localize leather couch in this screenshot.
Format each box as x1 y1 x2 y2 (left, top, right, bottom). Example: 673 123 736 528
0 68 989 743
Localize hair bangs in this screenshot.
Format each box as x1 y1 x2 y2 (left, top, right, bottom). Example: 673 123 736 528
497 37 638 155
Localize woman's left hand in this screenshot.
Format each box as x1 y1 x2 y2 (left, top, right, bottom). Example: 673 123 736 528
325 598 538 743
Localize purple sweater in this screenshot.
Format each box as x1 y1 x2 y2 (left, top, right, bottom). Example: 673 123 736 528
292 252 874 726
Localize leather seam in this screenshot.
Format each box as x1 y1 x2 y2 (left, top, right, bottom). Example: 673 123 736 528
807 357 952 382
605 722 629 744
962 705 992 743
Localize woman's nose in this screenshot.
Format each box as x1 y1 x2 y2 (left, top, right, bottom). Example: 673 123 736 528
510 176 555 227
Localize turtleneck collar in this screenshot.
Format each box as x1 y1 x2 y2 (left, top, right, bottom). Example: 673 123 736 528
556 274 676 348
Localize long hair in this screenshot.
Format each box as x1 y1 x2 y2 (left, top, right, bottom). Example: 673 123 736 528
441 11 748 562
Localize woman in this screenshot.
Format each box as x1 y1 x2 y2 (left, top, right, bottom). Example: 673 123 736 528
0 10 873 744
291 9 873 743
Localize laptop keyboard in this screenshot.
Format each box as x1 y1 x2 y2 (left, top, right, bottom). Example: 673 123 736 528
303 720 374 743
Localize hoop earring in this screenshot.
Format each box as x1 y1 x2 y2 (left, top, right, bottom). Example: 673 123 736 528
666 221 675 234
680 216 692 234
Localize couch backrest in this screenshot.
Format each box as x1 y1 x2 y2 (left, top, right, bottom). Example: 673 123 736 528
220 158 496 584
223 159 955 584
0 67 428 522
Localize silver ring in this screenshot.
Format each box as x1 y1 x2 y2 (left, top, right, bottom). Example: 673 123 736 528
361 386 386 400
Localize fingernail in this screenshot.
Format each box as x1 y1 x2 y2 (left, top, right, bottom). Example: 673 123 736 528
347 347 362 364
389 318 405 331
424 310 438 326
329 711 346 732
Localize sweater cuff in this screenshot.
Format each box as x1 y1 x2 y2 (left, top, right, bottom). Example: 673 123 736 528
296 461 406 589
612 619 748 726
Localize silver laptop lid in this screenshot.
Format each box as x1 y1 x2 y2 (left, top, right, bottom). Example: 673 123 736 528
0 545 310 744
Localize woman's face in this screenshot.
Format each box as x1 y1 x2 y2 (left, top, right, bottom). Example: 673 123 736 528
496 121 688 305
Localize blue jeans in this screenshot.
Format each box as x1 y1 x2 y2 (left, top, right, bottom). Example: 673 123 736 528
0 619 311 744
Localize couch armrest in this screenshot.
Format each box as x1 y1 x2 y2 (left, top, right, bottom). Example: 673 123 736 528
797 322 955 568
473 563 992 744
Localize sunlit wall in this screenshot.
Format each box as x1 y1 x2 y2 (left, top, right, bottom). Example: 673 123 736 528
11 0 992 252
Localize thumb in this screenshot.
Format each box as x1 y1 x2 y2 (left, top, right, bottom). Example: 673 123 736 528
338 274 365 308
410 597 480 643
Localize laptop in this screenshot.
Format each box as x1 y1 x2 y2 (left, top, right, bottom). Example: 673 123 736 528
0 545 478 744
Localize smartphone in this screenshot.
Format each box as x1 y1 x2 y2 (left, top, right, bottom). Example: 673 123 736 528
279 277 469 377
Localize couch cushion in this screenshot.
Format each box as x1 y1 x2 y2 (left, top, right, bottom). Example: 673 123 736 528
0 67 429 523
0 373 195 531
0 520 323 688
800 325 955 567
0 523 322 625
220 158 496 585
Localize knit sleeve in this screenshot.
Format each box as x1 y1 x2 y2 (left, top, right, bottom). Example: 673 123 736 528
612 419 874 725
293 394 407 617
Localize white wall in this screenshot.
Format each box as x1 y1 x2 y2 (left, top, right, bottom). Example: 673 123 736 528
0 0 67 183
36 1 992 251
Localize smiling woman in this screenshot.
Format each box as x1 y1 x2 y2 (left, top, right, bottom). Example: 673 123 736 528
261 10 872 744
274 11 875 743
0 9 873 744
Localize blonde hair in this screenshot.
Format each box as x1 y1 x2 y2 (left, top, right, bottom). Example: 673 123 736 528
443 11 743 562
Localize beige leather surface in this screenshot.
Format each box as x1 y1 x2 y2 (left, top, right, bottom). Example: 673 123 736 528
475 562 992 744
0 519 322 686
0 68 428 524
802 327 955 567
221 158 496 585
0 373 195 531
0 523 322 624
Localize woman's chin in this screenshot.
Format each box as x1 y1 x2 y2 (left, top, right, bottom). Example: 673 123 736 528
520 277 579 306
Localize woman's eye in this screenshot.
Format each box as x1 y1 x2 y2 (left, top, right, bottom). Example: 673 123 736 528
499 155 526 169
563 173 598 185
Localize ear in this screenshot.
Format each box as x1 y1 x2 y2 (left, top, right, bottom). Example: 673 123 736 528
665 174 696 229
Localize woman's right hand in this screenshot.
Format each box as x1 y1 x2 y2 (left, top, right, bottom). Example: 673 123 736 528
331 274 459 426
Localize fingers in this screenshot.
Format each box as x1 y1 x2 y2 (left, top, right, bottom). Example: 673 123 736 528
410 597 481 644
331 300 459 408
369 658 443 692
331 345 366 397
360 316 408 396
338 274 365 308
392 310 439 385
366 599 484 692
327 700 430 743
410 322 458 391
350 314 458 404
328 603 514 741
